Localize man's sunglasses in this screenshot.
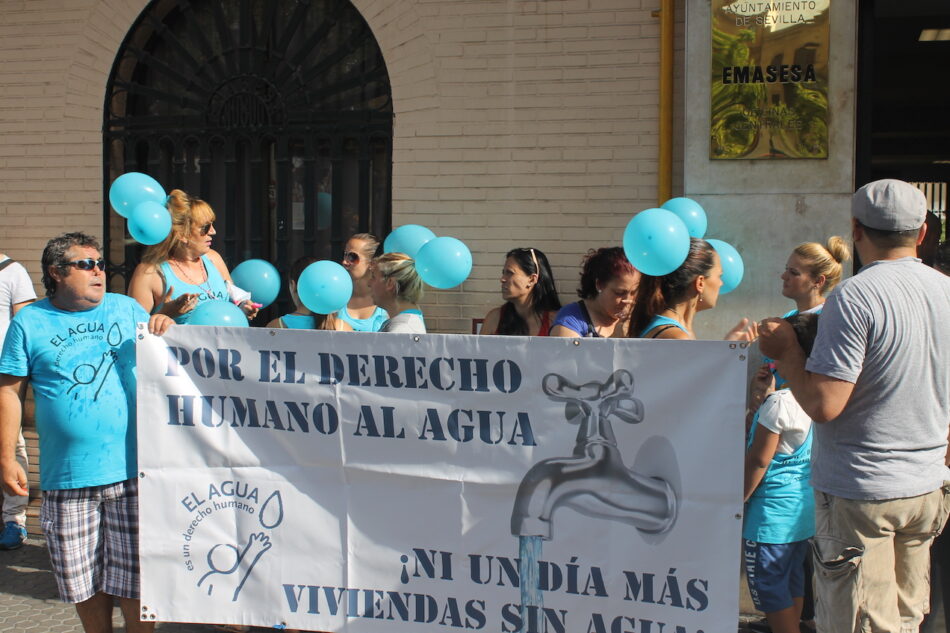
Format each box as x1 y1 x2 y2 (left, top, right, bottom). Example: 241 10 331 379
198 222 214 236
63 258 106 271
343 251 361 264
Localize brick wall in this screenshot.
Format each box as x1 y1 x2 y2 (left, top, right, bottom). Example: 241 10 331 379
0 0 147 297
0 0 671 333
360 0 669 332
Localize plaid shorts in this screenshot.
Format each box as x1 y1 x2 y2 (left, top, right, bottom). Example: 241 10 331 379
40 478 141 603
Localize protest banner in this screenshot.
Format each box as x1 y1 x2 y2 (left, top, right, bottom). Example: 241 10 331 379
136 325 748 632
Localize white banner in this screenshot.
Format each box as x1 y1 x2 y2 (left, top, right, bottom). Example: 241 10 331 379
136 325 748 632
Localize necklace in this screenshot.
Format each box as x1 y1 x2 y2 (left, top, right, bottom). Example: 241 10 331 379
170 258 215 298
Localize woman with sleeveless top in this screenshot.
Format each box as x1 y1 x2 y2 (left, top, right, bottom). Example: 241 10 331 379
128 190 258 324
780 237 850 317
337 233 389 332
630 238 755 340
266 256 351 331
369 253 426 334
550 247 638 338
480 247 561 336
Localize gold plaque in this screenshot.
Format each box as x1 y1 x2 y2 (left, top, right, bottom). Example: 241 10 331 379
710 1 830 159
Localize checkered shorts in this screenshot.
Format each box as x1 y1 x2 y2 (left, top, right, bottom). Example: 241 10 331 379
40 478 141 603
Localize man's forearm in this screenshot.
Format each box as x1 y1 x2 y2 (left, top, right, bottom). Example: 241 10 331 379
0 386 24 463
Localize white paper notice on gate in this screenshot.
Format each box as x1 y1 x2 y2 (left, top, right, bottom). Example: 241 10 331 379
136 325 747 632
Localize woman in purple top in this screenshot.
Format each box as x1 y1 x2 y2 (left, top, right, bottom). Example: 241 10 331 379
549 247 638 338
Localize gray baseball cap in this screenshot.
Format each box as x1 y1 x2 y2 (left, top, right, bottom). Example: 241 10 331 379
851 179 927 231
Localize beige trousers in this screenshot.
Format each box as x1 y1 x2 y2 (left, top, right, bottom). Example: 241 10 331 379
812 484 950 633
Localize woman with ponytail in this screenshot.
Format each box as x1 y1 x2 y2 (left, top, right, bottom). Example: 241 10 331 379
630 238 755 340
481 247 561 336
780 236 850 316
368 253 426 333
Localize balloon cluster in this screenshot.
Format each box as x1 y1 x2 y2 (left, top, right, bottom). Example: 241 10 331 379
623 197 744 294
384 225 472 289
109 173 172 246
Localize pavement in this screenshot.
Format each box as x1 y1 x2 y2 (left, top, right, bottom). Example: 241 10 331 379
0 536 272 633
0 535 942 632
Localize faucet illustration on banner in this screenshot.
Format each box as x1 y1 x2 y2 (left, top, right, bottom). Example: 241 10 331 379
511 369 677 541
510 369 678 632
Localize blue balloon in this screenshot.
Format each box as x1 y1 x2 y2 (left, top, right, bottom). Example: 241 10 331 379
706 239 744 294
128 201 172 245
188 300 249 327
231 259 281 308
384 225 436 259
623 208 691 276
416 236 473 289
661 197 708 238
109 172 166 218
297 260 353 314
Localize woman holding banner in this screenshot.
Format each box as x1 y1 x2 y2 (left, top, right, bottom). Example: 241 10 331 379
369 253 426 333
481 247 561 336
128 190 258 323
549 247 637 338
630 238 754 340
337 233 389 332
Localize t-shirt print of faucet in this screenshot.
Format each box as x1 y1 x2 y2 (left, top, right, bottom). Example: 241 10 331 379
67 322 122 401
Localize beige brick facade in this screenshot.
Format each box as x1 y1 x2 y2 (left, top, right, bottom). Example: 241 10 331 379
0 0 679 332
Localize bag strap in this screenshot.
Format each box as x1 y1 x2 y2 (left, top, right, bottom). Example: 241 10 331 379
0 258 15 273
577 301 601 338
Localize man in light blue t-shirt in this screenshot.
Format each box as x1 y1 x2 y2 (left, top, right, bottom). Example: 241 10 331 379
0 232 172 633
761 180 950 633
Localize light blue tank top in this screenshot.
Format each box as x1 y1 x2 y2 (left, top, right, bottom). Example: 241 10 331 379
158 255 229 324
278 314 319 329
743 415 815 543
336 306 389 332
639 315 689 338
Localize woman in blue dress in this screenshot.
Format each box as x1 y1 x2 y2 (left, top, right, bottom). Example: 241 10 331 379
128 190 258 324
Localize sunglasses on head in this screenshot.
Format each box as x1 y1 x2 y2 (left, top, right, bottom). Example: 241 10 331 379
198 222 214 236
343 251 361 264
63 258 106 272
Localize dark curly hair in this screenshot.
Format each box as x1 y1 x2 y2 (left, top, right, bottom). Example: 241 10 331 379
576 247 636 300
41 232 101 297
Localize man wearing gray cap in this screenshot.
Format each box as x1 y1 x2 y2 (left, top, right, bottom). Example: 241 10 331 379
760 178 950 632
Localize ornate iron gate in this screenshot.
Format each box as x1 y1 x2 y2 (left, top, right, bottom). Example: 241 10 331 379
103 0 393 320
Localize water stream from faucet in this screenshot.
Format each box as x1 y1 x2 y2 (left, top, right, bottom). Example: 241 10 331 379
518 534 543 633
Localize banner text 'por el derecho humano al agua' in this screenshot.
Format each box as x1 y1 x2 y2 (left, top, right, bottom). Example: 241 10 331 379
136 325 748 632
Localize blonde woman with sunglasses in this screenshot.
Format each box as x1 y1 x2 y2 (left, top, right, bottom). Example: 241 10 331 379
337 233 389 331
128 189 258 324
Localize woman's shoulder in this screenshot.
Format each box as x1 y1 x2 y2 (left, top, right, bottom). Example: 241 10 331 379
552 301 582 320
204 250 230 277
481 305 503 334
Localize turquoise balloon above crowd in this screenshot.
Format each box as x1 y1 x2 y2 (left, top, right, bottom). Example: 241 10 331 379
109 172 746 329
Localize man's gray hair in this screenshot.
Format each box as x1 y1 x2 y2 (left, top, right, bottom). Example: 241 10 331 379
41 232 101 297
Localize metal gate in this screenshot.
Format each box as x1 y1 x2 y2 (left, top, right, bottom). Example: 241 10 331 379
103 0 393 321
